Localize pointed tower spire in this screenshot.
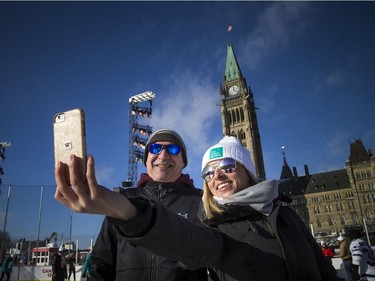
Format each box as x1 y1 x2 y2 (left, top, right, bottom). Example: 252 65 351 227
220 44 266 180
225 44 242 82
348 139 371 164
280 145 293 180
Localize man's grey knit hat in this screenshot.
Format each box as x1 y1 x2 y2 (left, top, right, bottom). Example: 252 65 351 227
143 129 187 167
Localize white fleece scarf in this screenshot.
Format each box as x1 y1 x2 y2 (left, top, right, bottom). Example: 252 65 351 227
213 179 278 216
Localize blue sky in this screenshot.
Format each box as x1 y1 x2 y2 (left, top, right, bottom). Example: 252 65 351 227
1 1 375 248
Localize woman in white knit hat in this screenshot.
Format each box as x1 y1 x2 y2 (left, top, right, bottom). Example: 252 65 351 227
55 136 342 281
197 136 340 280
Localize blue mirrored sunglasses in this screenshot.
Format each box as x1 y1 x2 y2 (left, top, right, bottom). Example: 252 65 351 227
201 158 237 182
148 143 181 155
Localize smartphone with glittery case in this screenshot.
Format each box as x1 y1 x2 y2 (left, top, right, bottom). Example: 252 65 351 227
53 108 87 181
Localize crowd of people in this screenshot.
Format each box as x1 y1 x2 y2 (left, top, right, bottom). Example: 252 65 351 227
54 128 374 281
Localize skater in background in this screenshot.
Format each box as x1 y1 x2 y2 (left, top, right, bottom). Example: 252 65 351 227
0 254 13 281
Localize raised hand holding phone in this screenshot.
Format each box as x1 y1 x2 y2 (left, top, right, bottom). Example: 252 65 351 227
53 108 87 184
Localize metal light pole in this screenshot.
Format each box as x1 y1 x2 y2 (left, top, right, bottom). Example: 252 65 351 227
36 185 44 264
0 141 11 190
69 210 73 256
126 91 156 187
0 185 11 256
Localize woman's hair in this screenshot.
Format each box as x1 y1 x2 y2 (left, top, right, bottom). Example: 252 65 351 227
202 180 223 219
202 163 256 220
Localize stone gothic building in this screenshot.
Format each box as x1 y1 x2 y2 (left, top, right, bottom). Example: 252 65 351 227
278 139 375 237
219 44 375 238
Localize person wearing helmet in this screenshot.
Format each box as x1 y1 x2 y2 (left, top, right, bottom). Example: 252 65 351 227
348 229 375 281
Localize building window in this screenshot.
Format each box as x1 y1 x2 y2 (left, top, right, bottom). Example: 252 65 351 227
365 208 373 220
232 110 236 123
369 182 374 190
340 216 345 225
349 201 356 209
352 214 359 224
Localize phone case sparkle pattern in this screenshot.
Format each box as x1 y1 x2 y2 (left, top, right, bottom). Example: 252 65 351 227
53 108 87 179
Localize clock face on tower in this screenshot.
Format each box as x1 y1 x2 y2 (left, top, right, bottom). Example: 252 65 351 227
229 85 239 96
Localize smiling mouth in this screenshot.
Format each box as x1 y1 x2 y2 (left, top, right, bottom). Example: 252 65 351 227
154 163 172 168
217 182 230 190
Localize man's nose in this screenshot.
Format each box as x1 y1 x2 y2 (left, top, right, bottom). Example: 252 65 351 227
158 148 170 159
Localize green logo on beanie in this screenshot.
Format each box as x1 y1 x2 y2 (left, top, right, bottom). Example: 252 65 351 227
209 147 223 159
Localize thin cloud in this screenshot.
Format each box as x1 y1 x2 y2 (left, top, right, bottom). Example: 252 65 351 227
150 70 221 159
314 55 360 93
240 2 314 70
325 132 347 157
96 165 115 187
325 68 344 86
257 84 277 113
363 129 375 149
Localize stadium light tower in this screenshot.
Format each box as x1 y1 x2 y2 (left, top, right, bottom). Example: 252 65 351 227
0 141 11 187
124 91 156 187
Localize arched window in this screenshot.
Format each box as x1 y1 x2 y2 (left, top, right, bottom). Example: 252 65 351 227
238 130 246 141
340 216 345 225
352 214 359 224
232 110 237 124
317 218 322 227
365 208 373 220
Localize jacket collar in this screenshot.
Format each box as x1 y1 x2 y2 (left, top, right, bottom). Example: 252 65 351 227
204 204 264 226
137 173 195 188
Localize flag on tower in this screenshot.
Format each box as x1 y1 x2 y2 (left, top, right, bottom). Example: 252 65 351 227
227 25 233 33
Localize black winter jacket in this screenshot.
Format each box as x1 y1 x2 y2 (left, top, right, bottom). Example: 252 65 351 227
113 200 341 281
52 253 67 281
90 173 208 281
